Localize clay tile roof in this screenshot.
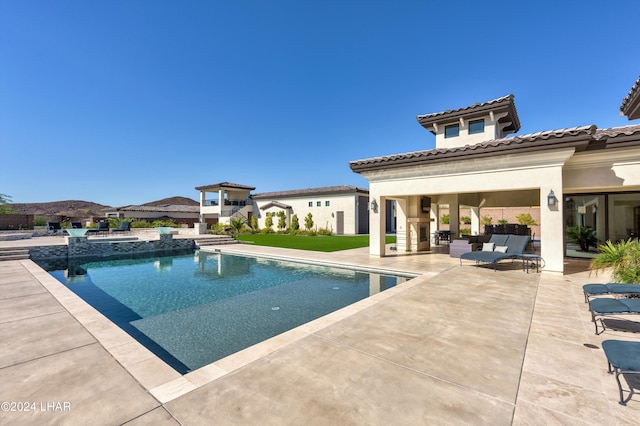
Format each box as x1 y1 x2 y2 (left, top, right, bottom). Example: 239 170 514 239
117 205 200 213
252 185 369 199
595 124 640 148
194 182 256 191
620 76 640 120
416 94 521 134
259 201 292 210
350 125 597 173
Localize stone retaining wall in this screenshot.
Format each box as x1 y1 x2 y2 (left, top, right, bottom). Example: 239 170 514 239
29 234 195 260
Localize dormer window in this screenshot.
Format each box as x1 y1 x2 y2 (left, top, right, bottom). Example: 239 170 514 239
444 124 459 138
469 119 485 134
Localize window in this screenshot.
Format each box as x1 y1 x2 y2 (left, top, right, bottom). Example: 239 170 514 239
308 202 312 207
469 119 484 134
325 201 330 207
317 201 321 207
444 124 459 138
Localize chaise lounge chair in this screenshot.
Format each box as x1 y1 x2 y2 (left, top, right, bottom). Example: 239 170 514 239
460 234 530 271
46 222 64 236
601 340 640 405
111 221 131 235
582 283 640 303
86 221 110 237
589 297 640 334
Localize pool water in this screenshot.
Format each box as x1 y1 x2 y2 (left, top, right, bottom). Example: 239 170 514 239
47 251 409 373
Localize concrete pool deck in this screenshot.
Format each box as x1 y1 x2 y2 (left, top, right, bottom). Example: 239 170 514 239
1 238 639 424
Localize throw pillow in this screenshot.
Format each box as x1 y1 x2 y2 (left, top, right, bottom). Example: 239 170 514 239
482 242 495 252
495 246 508 253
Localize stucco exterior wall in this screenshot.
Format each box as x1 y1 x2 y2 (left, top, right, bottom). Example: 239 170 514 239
564 148 640 192
364 149 573 272
433 113 504 149
254 193 364 234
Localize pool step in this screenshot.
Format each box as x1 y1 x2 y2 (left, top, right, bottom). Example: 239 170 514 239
193 236 239 247
0 247 30 261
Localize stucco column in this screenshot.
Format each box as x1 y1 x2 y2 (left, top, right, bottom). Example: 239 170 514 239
369 195 386 257
540 171 564 273
199 191 206 223
449 195 460 239
470 207 480 235
395 198 409 253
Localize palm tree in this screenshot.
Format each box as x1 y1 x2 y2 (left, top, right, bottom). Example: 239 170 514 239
229 217 245 235
590 239 640 283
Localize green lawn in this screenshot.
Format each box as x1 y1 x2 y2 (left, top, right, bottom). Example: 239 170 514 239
235 234 396 252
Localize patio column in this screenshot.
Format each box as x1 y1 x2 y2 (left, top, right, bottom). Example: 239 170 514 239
540 169 564 273
395 198 409 253
369 195 386 257
470 206 480 235
449 195 460 239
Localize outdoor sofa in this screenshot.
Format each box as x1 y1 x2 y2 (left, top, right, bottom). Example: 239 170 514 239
459 234 529 271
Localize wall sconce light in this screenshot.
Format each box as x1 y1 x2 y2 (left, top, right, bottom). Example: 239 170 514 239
547 190 557 207
370 198 378 213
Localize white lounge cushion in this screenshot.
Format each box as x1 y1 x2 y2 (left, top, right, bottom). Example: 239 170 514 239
482 242 495 252
495 245 508 253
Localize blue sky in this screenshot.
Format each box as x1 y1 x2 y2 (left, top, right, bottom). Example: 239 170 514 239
2 1 639 207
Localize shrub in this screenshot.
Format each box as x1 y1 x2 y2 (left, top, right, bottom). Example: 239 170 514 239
480 215 492 226
317 227 333 236
460 216 471 225
276 211 286 230
34 216 47 226
440 214 450 225
211 223 230 235
304 213 314 230
591 239 640 283
290 214 300 231
516 213 538 226
250 215 258 231
497 219 508 225
265 212 274 230
460 228 471 235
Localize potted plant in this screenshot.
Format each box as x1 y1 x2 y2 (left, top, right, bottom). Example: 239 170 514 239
567 226 598 252
590 239 640 283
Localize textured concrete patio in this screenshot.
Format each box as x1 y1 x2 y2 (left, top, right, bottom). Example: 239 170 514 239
1 238 639 425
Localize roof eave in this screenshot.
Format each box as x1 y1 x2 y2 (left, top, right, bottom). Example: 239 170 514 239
350 133 593 174
416 95 521 134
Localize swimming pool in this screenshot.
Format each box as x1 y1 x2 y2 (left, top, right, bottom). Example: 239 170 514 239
46 251 411 373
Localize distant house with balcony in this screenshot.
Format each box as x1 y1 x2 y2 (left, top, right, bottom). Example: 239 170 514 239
195 182 256 226
193 182 370 234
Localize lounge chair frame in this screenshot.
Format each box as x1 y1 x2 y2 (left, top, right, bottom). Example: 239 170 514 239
582 283 640 303
602 340 640 405
589 298 640 334
459 234 530 271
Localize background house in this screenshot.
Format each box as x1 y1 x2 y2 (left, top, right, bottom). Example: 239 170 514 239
252 186 370 235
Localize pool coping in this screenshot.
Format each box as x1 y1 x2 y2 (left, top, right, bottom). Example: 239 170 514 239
23 247 428 404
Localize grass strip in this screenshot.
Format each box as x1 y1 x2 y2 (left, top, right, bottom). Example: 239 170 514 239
235 234 395 252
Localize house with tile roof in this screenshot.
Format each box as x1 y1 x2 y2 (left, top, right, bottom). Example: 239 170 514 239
194 182 256 227
193 182 370 234
252 186 370 234
350 76 640 273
